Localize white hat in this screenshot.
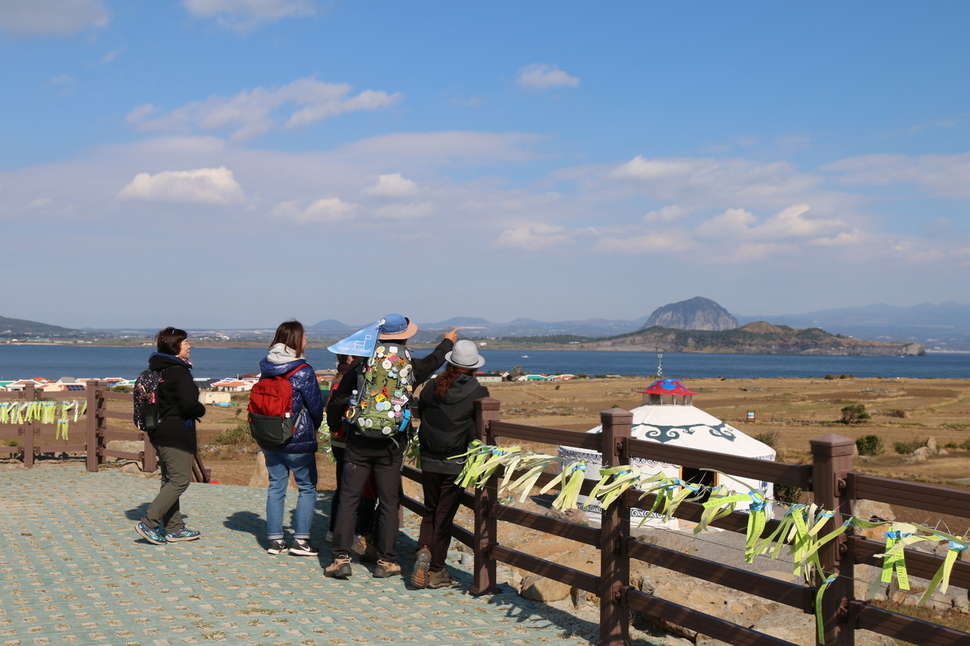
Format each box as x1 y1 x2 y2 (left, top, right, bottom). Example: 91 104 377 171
445 340 485 369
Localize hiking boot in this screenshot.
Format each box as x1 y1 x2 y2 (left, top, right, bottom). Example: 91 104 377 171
352 534 378 563
289 539 319 556
165 528 201 542
373 559 401 578
324 556 352 579
427 569 456 589
134 518 166 545
266 539 287 555
411 547 431 588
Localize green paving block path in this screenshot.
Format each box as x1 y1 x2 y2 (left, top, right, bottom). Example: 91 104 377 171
0 465 595 646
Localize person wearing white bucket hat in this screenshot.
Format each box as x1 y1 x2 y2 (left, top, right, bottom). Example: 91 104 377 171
411 340 489 589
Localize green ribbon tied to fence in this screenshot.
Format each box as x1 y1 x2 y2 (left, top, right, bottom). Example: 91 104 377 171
1 400 85 438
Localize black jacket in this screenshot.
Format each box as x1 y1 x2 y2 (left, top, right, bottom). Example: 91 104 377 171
328 337 455 454
417 373 489 474
147 353 206 452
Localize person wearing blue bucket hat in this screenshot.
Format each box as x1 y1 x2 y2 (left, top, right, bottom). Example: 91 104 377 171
325 315 458 580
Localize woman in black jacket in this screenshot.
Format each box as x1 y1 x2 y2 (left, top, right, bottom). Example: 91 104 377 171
134 327 206 545
411 340 489 589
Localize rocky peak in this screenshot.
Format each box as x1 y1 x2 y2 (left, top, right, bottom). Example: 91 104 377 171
644 297 739 331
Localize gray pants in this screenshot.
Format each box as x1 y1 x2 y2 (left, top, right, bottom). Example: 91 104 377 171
145 445 193 534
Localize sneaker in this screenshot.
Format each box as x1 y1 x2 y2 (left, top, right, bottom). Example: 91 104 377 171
165 528 201 542
352 534 378 563
411 547 431 588
289 539 319 556
373 559 401 579
134 518 166 545
325 531 333 543
266 539 287 555
427 569 456 589
324 556 352 579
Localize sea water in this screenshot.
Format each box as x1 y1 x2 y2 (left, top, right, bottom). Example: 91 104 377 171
1 345 967 381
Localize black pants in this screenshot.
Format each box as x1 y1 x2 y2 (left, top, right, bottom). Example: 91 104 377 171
331 441 403 563
418 470 464 572
329 446 379 535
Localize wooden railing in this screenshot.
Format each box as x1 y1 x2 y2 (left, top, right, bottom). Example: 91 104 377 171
0 382 209 481
402 397 970 646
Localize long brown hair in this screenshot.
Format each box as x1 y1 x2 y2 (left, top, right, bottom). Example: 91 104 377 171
434 363 474 398
270 320 305 355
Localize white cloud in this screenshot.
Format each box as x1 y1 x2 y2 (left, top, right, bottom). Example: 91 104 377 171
127 77 403 141
29 198 53 208
497 224 573 250
365 173 418 198
695 208 759 240
644 205 690 222
0 0 109 36
594 230 694 254
183 0 315 30
373 202 435 220
696 205 847 241
271 197 356 223
607 155 825 211
516 64 580 90
117 167 244 205
100 48 120 64
824 153 970 199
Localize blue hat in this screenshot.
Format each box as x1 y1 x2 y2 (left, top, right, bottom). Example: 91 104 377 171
378 314 418 340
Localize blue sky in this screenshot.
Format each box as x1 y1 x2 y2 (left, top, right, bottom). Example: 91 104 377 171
2 1 969 329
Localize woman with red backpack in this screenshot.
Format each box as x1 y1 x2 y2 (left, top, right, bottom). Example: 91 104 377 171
256 321 325 556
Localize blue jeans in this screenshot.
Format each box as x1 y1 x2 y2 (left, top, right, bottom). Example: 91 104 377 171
263 450 318 541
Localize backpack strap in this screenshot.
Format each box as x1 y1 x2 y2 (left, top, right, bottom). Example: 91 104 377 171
282 362 309 380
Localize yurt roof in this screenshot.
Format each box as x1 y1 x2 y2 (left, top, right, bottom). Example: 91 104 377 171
587 403 775 461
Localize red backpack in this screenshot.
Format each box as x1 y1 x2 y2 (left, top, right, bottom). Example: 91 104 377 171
248 363 308 446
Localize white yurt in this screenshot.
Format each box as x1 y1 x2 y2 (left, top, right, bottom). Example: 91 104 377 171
558 378 776 530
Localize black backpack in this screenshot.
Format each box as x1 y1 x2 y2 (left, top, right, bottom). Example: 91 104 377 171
132 368 168 432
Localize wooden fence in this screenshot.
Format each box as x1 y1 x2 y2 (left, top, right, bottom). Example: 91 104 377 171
0 382 209 481
402 397 970 646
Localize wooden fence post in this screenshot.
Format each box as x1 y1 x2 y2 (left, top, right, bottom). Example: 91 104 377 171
599 407 632 646
86 381 103 472
811 434 856 646
23 383 36 469
472 397 501 595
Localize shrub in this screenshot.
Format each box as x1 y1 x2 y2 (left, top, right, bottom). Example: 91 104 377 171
774 485 803 505
893 439 927 455
109 385 132 393
214 423 253 445
884 409 907 418
856 435 883 456
840 404 870 424
754 431 779 449
825 374 835 380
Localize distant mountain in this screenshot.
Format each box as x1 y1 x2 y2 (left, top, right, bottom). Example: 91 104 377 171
583 322 925 356
0 315 85 338
644 297 738 331
736 302 970 350
305 319 358 337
